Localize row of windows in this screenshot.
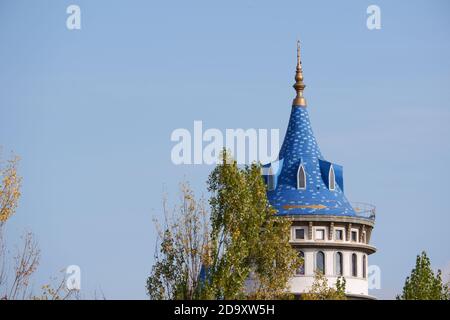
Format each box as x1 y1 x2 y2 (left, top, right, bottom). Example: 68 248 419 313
293 227 367 243
296 251 367 278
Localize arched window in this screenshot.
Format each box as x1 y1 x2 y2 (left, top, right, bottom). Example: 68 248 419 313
352 253 358 277
329 165 335 191
297 164 306 190
363 255 367 278
335 252 343 276
267 167 275 191
296 251 305 275
316 251 325 274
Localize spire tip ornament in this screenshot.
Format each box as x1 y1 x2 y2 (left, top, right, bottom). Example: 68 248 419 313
292 40 307 107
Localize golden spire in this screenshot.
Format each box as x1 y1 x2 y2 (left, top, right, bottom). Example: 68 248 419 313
292 40 307 107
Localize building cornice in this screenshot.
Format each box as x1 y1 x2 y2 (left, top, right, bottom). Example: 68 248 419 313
290 241 377 255
285 214 375 228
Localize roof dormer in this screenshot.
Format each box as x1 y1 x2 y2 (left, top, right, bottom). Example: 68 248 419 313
319 159 344 192
329 165 335 191
297 163 306 190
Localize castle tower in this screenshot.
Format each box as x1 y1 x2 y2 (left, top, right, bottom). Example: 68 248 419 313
262 42 376 299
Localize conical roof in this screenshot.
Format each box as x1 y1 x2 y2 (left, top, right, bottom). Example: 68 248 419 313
263 42 355 217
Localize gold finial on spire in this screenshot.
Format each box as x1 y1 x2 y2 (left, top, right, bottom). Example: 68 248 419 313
292 40 307 107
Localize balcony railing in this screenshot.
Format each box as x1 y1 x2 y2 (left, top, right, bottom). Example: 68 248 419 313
351 202 376 220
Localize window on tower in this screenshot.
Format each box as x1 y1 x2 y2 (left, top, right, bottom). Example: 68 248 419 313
352 253 358 277
335 252 343 276
351 230 358 242
296 251 305 275
297 164 306 190
316 251 325 274
335 229 344 241
363 255 367 278
315 229 325 240
294 228 305 240
329 165 335 191
267 167 275 191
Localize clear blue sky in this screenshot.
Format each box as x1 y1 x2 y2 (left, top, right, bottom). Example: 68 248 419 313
1 0 449 299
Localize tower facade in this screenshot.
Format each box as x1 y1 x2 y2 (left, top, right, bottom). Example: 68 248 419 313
262 42 376 299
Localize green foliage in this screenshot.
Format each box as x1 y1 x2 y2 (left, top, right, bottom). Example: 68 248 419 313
203 151 300 299
146 229 186 300
397 251 449 300
146 184 210 300
147 151 301 300
301 271 347 300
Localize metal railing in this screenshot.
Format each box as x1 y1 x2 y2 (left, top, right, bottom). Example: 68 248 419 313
351 202 376 220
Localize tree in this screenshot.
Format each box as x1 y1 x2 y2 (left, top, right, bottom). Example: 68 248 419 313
0 151 78 300
0 154 21 224
0 153 27 299
203 152 300 299
147 152 301 300
146 182 210 300
2 232 40 299
397 251 450 300
32 272 81 300
301 271 346 300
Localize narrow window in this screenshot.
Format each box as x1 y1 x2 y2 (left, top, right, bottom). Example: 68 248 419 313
297 164 306 189
295 228 305 240
335 229 343 241
363 255 367 278
267 167 275 191
316 251 325 274
329 165 335 191
351 231 358 242
296 251 305 275
336 252 343 276
352 253 358 277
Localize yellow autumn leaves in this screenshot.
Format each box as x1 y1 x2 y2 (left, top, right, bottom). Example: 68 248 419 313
0 155 22 223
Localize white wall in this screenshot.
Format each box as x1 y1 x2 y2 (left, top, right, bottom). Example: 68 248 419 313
292 249 369 296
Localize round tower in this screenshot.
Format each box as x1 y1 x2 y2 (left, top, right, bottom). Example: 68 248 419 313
262 42 376 299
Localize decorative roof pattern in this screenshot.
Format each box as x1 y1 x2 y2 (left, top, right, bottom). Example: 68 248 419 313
264 106 356 217
262 42 358 217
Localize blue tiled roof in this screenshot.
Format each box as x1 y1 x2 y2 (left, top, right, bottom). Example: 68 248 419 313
263 105 356 217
